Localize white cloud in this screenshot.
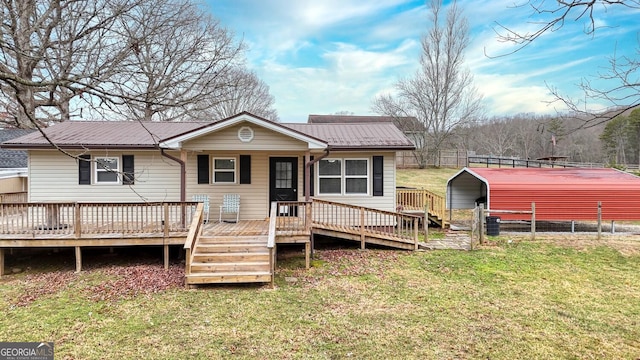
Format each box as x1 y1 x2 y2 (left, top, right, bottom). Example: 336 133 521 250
210 0 640 121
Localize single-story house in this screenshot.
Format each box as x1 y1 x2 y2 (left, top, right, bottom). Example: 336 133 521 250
1 112 415 219
447 167 640 221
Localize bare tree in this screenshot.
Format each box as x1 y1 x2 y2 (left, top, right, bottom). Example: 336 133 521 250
372 0 483 168
0 0 251 128
112 0 245 121
493 0 640 128
0 0 137 128
202 67 278 121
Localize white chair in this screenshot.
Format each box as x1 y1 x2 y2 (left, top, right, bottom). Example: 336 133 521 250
191 194 210 223
219 194 240 223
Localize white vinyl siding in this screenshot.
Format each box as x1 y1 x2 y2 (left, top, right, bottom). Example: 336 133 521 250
186 151 272 220
28 150 181 202
182 123 308 152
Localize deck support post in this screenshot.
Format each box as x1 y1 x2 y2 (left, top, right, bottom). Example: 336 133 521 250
305 242 310 269
75 246 82 273
0 248 5 278
360 207 365 250
163 244 169 270
611 220 615 234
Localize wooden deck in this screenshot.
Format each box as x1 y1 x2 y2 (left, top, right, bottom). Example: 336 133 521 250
0 200 423 284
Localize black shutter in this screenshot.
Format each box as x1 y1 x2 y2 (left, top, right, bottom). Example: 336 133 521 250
122 155 134 185
373 156 383 196
78 154 91 185
239 155 251 184
197 154 209 184
309 156 314 196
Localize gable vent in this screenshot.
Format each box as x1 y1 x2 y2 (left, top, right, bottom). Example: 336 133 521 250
238 126 254 142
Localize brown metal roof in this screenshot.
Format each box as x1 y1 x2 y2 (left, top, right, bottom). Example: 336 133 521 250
307 114 423 133
2 117 415 151
283 123 415 150
1 121 205 149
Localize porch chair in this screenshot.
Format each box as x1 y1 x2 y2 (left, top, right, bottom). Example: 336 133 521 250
219 193 240 223
191 194 210 223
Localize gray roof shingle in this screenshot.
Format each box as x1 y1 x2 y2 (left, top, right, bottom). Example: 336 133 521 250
0 129 35 167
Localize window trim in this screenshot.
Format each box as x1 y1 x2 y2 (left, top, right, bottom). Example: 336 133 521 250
212 157 237 184
94 156 120 185
317 157 370 196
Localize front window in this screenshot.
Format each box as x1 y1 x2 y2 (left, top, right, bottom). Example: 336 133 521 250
345 159 368 194
95 157 119 184
213 158 236 183
318 158 369 195
318 159 342 194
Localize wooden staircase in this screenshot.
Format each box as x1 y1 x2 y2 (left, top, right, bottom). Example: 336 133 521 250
185 235 273 285
396 188 449 228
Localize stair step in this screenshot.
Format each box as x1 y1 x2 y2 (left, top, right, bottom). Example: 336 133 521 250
192 253 270 263
190 261 270 273
199 236 268 244
185 271 272 284
195 244 269 253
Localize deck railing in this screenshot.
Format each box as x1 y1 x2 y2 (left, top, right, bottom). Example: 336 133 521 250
312 199 420 249
274 201 312 235
0 202 198 236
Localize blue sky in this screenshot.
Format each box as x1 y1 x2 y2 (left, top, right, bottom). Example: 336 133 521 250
206 0 640 122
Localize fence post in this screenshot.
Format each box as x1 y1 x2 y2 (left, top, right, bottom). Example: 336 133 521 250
597 201 602 240
479 206 485 244
531 202 536 241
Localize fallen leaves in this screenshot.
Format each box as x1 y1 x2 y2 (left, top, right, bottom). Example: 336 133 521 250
11 264 184 307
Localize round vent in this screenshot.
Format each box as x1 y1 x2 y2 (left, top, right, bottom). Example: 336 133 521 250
237 126 254 142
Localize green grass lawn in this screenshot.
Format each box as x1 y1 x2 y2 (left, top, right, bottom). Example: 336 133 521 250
1 167 639 359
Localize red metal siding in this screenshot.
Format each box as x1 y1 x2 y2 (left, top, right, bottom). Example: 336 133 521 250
469 168 640 221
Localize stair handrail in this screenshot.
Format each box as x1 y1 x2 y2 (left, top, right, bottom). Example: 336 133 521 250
267 202 278 287
183 203 204 277
312 199 421 247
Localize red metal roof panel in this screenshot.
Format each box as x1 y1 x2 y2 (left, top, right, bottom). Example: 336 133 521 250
465 168 640 221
